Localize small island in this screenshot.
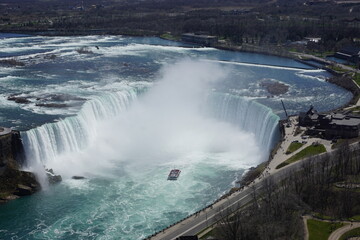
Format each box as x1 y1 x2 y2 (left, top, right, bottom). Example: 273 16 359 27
260 80 289 96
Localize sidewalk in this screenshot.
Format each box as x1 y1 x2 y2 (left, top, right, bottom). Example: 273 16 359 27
267 116 332 175
328 222 360 240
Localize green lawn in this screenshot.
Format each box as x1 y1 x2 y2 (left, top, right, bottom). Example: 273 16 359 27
328 64 348 73
339 227 360 240
349 215 360 221
354 73 360 86
276 144 326 169
160 33 179 41
307 219 345 240
199 229 215 240
286 141 304 154
313 213 335 221
331 137 360 149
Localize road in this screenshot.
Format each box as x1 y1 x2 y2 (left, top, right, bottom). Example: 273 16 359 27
148 116 303 240
294 52 360 74
151 145 360 240
151 188 252 240
148 52 360 240
148 158 301 240
328 222 360 240
148 116 360 239
149 185 257 240
147 133 350 240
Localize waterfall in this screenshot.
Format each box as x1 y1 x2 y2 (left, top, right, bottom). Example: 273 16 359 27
206 92 280 155
21 86 140 183
21 84 279 185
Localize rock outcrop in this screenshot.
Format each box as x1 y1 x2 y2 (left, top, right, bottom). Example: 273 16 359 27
260 80 289 96
0 165 40 203
7 95 31 104
46 168 62 184
72 176 86 180
0 129 40 203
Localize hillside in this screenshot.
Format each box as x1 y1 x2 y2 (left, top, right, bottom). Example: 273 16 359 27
0 0 359 52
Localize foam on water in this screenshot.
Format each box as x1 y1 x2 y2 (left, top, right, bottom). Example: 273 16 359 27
0 35 353 240
97 43 191 58
16 61 271 240
296 71 327 82
22 61 266 178
210 59 314 71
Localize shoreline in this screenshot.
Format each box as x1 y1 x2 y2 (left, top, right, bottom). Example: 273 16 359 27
1 31 356 189
1 31 359 238
3 30 357 102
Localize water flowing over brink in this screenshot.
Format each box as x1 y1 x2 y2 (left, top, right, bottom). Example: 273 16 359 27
21 87 139 180
21 87 279 184
206 92 280 155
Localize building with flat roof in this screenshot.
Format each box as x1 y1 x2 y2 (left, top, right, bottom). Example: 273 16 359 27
181 33 218 47
335 45 360 63
299 107 360 139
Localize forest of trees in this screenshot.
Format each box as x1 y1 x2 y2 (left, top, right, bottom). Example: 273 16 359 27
0 0 359 52
214 141 360 239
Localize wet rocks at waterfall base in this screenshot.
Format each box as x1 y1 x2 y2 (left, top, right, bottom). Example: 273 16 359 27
46 168 62 184
0 168 40 203
72 176 86 180
0 130 40 203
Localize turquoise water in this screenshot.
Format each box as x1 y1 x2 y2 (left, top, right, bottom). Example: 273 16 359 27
1 163 239 239
0 35 353 239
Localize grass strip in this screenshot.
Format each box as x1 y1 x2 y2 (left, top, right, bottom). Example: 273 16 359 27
354 73 360 86
276 144 326 169
286 141 304 154
339 227 360 240
307 219 344 240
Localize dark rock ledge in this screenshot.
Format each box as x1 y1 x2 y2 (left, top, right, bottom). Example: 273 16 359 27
0 167 40 203
0 129 41 203
260 80 289 96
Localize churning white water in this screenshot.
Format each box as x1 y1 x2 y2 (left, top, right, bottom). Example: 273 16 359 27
23 60 269 182
1 34 350 240
17 60 277 239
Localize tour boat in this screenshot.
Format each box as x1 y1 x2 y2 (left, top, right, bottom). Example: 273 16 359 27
167 169 181 180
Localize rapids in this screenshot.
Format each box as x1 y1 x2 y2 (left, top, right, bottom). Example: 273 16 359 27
0 34 352 240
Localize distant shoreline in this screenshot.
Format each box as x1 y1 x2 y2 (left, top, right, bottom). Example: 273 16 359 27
2 31 356 115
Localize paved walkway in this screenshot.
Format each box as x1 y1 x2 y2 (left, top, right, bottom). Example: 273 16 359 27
267 116 332 176
303 216 310 240
295 53 360 110
149 53 360 238
294 53 360 74
303 215 360 240
328 222 360 240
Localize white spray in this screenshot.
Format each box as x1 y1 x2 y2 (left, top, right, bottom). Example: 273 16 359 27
23 60 265 183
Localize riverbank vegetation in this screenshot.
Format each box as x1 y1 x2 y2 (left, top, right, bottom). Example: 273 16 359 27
211 142 360 239
339 227 360 240
237 162 267 186
307 219 344 240
1 0 359 56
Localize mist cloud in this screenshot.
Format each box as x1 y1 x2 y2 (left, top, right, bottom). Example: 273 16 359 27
49 60 260 178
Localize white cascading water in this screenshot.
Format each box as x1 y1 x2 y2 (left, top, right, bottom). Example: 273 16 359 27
206 93 280 153
21 87 140 186
21 60 280 186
